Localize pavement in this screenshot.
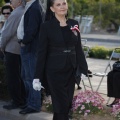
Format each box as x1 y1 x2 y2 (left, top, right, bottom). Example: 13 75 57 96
0 33 119 120
0 101 53 120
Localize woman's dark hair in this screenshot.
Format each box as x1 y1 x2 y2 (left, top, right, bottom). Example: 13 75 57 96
45 0 55 21
45 0 68 21
1 5 13 14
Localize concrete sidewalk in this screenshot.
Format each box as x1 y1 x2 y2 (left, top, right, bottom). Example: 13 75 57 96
0 101 53 120
0 58 114 120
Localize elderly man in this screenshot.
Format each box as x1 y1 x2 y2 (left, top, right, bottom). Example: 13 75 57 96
17 0 44 114
0 0 26 110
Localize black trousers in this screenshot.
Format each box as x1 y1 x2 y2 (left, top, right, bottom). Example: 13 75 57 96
107 70 120 98
5 52 26 105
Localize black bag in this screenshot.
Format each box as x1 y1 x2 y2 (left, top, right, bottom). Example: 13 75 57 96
113 61 120 71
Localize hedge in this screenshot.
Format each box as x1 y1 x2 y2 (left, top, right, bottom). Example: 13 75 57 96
88 46 120 59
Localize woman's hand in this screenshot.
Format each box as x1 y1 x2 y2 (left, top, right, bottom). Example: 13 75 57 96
33 79 44 91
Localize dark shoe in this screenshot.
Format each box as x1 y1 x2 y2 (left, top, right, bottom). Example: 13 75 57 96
106 100 119 107
106 103 113 107
106 103 116 107
3 103 19 110
20 104 27 109
19 107 39 114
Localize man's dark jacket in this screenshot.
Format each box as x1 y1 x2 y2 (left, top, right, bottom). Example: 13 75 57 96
21 0 43 53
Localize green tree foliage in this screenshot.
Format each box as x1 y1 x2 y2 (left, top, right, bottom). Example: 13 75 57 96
68 0 120 30
0 0 4 7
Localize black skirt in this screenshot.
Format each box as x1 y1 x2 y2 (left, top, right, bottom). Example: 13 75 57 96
46 58 76 113
107 70 120 98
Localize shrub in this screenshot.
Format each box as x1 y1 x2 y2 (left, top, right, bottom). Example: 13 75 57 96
89 46 109 59
115 48 120 55
108 48 120 60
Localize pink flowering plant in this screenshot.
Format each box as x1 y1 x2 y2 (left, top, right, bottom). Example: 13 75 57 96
72 90 105 118
111 100 120 120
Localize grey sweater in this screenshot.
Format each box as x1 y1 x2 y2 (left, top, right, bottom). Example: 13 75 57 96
1 6 24 54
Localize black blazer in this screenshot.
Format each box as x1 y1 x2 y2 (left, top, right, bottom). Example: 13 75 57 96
35 17 88 82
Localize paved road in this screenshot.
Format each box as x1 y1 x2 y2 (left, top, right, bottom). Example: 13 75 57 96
81 33 120 41
86 41 119 48
81 33 120 48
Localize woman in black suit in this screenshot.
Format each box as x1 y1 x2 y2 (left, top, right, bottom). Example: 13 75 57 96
34 0 88 119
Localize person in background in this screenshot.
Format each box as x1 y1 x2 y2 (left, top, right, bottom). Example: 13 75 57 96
107 70 120 107
0 5 13 33
33 0 88 119
0 0 11 21
0 21 5 60
17 0 44 115
0 5 13 61
0 0 26 110
1 5 13 20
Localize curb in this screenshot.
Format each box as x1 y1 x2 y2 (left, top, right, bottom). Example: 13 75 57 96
81 37 120 43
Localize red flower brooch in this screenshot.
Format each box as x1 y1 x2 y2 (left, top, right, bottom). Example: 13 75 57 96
70 25 80 32
70 25 80 36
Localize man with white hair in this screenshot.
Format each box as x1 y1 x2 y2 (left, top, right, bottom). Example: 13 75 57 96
0 0 26 110
17 0 44 114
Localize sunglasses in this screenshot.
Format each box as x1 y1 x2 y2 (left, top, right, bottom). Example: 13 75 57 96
2 12 11 15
